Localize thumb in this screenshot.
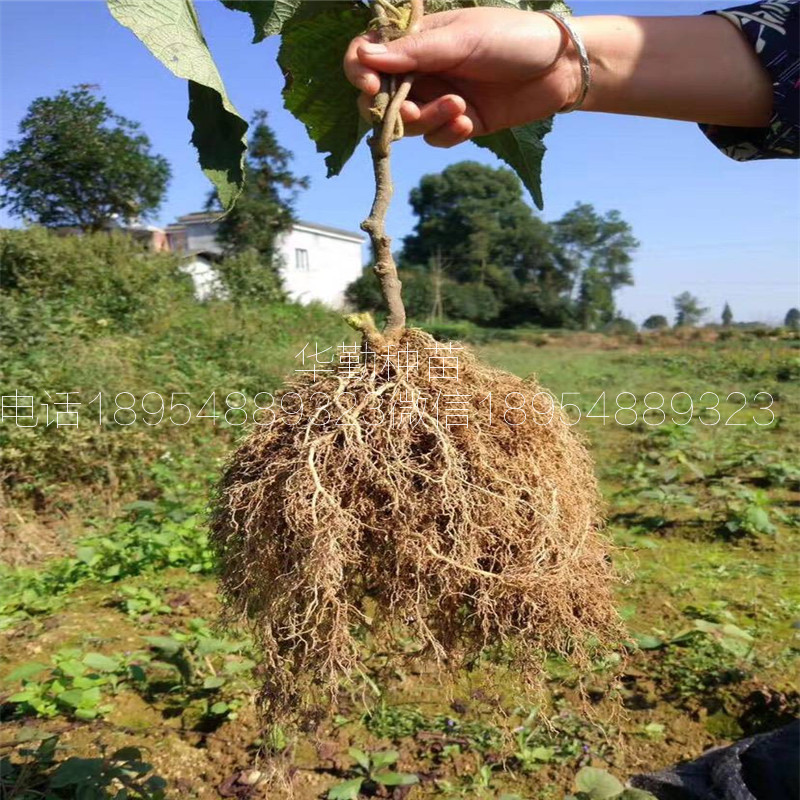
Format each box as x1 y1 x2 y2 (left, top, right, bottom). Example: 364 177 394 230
357 28 467 74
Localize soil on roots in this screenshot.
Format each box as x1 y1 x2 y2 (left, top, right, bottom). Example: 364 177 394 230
210 327 622 718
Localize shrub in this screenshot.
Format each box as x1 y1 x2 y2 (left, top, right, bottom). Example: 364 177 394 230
0 227 193 333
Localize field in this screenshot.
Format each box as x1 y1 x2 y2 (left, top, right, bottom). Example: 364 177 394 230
2 297 799 799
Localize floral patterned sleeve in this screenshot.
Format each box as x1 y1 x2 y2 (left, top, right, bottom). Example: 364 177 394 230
699 0 799 160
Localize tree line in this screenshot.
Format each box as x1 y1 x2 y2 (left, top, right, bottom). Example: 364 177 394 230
2 87 796 333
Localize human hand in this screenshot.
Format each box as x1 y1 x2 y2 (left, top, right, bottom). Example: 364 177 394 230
343 6 582 148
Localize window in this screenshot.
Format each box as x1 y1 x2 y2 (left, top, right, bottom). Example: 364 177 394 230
295 248 310 271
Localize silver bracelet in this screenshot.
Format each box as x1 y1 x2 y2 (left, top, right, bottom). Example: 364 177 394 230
539 10 592 114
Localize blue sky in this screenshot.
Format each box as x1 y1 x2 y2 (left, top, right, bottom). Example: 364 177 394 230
1 0 798 324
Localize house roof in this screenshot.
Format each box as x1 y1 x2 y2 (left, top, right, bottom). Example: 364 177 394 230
174 211 219 224
294 220 365 241
170 212 364 241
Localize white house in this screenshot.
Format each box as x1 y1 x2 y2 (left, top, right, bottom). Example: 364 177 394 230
165 212 366 308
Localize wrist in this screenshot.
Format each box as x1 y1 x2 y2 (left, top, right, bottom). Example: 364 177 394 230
568 16 638 114
537 12 588 112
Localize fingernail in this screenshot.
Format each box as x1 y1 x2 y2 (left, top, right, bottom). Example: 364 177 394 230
360 43 387 55
442 97 460 114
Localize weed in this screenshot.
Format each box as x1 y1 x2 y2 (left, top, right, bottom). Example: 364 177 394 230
0 735 166 800
568 766 656 799
114 585 171 618
327 748 418 799
3 650 132 720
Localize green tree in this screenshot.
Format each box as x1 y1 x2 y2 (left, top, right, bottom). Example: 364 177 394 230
785 307 800 330
354 163 637 330
400 161 553 280
553 203 638 329
399 162 563 324
642 314 670 331
674 291 709 327
722 302 733 327
0 86 170 232
205 110 308 266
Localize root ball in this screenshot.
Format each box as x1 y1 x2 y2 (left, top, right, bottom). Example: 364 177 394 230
210 328 621 716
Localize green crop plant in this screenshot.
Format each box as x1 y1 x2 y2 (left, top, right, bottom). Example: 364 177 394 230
3 650 132 721
115 585 171 618
567 767 656 800
141 619 256 725
0 735 166 800
327 748 418 799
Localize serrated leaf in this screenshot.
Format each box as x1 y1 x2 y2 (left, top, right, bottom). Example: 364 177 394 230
278 2 372 177
630 632 664 651
76 546 99 566
145 635 182 656
4 662 49 683
373 771 418 786
83 653 120 673
347 747 371 771
107 0 247 209
111 747 143 762
7 690 36 703
219 0 302 41
58 660 87 679
327 778 364 800
51 758 105 787
473 118 553 210
57 689 92 709
575 767 624 799
369 749 399 770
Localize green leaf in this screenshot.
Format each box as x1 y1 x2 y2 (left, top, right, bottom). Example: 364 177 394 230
76 547 99 566
203 675 226 689
473 118 553 210
4 662 49 683
327 778 364 800
145 636 182 656
528 746 555 761
575 767 624 799
7 690 37 703
347 747 371 772
57 660 87 679
278 2 372 177
107 0 247 209
111 747 143 762
373 771 419 787
219 0 302 41
57 689 92 709
83 653 120 673
209 701 230 715
630 632 664 650
51 758 105 787
369 749 399 770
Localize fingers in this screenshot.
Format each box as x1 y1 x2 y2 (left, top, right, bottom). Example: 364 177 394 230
403 94 465 137
344 15 473 94
356 90 477 148
344 32 382 96
356 90 473 147
424 115 474 148
357 25 471 75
